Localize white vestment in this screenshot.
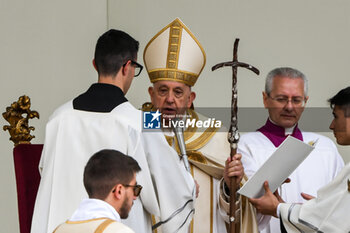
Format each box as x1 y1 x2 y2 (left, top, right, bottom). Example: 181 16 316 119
54 219 133 233
280 162 350 233
54 198 134 233
239 131 344 233
156 109 259 233
31 101 195 233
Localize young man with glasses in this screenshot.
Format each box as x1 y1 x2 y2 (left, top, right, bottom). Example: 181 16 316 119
233 67 344 233
31 29 195 233
54 149 141 233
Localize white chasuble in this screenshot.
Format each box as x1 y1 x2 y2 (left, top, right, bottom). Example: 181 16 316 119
31 101 194 233
156 109 259 233
140 131 196 233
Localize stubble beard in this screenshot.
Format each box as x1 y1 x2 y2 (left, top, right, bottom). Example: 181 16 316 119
119 196 131 219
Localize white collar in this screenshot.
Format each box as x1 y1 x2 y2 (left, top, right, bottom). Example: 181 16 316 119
69 198 121 222
268 117 296 136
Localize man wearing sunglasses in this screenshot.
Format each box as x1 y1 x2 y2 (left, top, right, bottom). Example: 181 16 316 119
234 67 344 233
54 149 141 233
32 29 195 233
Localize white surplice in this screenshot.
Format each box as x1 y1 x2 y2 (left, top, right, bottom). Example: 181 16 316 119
54 199 134 233
280 162 350 233
239 131 344 233
31 101 195 233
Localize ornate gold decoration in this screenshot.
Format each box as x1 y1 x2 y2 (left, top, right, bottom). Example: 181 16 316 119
141 102 154 112
187 150 208 164
165 135 174 147
143 18 206 87
167 20 182 70
185 126 218 151
148 69 198 87
142 102 219 152
3 95 39 146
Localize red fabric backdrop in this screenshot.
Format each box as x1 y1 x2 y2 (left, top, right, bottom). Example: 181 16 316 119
13 144 43 233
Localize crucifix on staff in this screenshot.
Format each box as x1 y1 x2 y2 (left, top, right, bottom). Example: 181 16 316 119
212 38 260 233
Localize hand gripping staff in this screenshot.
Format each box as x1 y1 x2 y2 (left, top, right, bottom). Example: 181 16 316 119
212 38 259 233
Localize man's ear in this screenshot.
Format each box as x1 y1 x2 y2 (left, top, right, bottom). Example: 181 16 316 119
262 91 269 108
112 184 124 200
148 86 154 102
148 86 154 96
121 60 131 77
187 91 196 108
92 59 97 71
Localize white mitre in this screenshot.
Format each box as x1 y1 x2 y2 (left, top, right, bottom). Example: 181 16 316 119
143 18 206 87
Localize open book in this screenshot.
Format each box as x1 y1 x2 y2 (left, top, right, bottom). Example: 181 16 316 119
238 135 316 198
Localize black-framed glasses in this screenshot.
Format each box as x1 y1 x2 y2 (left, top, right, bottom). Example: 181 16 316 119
123 60 143 77
122 184 143 197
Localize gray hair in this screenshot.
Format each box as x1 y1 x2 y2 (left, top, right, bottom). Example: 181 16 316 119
265 67 308 96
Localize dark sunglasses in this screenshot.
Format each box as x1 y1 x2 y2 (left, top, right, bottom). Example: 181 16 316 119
122 184 143 197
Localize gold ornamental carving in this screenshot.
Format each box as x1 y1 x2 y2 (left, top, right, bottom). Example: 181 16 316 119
3 95 39 146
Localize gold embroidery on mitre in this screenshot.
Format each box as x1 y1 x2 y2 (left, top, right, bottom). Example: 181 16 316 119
144 18 206 87
148 69 198 87
167 20 182 70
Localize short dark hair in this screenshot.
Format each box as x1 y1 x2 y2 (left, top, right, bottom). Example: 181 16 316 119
328 86 350 117
83 149 141 200
94 29 139 77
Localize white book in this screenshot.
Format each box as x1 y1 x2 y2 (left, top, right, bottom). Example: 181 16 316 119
238 135 316 198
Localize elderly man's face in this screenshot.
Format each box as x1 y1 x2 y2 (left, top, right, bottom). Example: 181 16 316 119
263 76 308 128
148 80 195 119
329 106 350 145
